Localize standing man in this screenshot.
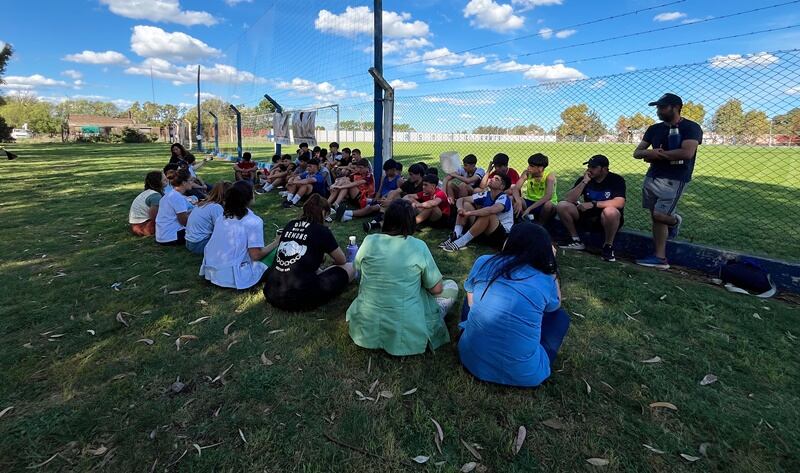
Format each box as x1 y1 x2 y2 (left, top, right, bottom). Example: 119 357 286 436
633 93 702 269
557 155 626 262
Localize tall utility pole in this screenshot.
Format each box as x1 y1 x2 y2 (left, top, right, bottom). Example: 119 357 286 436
196 65 203 152
373 0 383 187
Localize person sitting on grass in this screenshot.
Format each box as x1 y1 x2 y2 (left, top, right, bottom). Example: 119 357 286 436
441 173 514 252
129 171 167 237
328 158 374 212
155 169 194 245
405 174 451 228
338 159 402 223
162 163 179 193
479 153 520 191
443 154 485 204
168 142 194 166
282 158 328 208
329 142 342 163
264 194 356 311
182 155 211 200
234 152 258 182
185 181 232 254
362 162 426 233
556 154 626 262
256 154 281 188
346 199 459 356
258 154 293 194
458 222 569 388
338 147 352 168
318 148 333 186
514 153 558 224
290 152 310 178
199 181 279 290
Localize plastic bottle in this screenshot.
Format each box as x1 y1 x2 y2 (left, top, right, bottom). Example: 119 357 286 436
668 125 684 165
346 236 359 263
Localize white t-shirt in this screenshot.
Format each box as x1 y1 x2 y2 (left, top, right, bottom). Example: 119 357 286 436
199 210 268 289
472 191 514 232
155 190 190 242
456 166 486 185
188 165 198 178
129 189 160 224
186 202 223 243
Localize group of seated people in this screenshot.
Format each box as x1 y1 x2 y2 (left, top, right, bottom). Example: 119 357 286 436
124 142 633 388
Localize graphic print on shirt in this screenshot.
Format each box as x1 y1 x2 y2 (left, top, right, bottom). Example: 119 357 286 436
275 220 311 272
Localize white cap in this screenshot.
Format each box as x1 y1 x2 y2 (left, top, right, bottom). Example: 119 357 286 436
349 236 357 245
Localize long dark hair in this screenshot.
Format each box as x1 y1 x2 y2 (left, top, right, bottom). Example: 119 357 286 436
382 199 416 238
144 171 164 194
170 143 187 158
223 180 253 219
478 222 557 298
301 194 330 225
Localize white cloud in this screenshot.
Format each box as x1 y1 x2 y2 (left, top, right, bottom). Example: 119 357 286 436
389 79 417 90
315 6 430 38
682 16 713 24
63 50 130 65
553 58 564 64
131 25 221 61
0 74 68 89
484 60 530 72
72 80 85 89
459 113 476 119
624 65 637 71
511 0 562 11
539 27 575 39
422 96 496 106
483 61 586 82
785 86 800 95
276 77 366 102
464 0 524 32
425 67 465 80
100 0 217 26
422 48 486 67
653 11 686 22
555 29 576 39
193 92 219 100
366 37 432 56
125 58 266 85
62 70 82 79
588 80 606 89
225 0 252 5
709 52 779 69
538 28 553 39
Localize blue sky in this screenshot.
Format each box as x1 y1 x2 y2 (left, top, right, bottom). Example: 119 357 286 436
1 0 799 130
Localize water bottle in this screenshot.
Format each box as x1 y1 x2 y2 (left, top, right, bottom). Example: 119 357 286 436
668 126 684 165
346 236 359 263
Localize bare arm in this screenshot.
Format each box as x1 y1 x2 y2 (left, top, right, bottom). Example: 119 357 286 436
633 140 658 160
563 172 590 203
329 248 347 266
655 139 699 161
522 174 557 215
465 201 503 217
176 211 189 226
596 196 626 210
248 236 280 261
426 280 443 296
415 197 442 210
147 205 159 220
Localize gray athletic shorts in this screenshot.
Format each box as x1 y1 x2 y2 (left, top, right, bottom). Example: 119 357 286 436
642 176 687 216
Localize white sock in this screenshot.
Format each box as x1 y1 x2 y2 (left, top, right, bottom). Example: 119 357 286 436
286 193 295 202
291 194 301 205
454 231 475 248
342 210 353 222
454 224 464 238
572 236 580 242
263 183 273 192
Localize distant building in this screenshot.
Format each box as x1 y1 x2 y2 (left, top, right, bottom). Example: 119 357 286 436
63 114 161 140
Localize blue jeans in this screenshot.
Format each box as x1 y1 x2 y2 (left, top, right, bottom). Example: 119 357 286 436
185 237 210 254
460 296 570 366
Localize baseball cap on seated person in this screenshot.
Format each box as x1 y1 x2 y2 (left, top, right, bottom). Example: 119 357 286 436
648 93 682 107
583 154 609 168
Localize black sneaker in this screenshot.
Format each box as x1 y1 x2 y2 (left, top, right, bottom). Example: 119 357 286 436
438 232 457 248
281 200 293 209
363 220 378 233
335 205 347 222
602 244 616 262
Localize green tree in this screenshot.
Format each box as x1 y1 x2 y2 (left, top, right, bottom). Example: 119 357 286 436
339 119 373 131
0 97 60 135
712 99 745 143
773 107 800 141
53 99 120 121
556 104 607 140
0 43 13 141
742 110 770 144
615 112 655 141
394 123 415 132
252 98 276 116
682 101 705 124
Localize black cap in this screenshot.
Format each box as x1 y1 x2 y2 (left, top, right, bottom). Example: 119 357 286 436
648 93 682 107
583 154 609 168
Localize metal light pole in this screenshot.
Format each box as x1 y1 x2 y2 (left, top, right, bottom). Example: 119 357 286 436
263 94 283 156
196 65 203 152
373 0 383 184
207 111 219 155
229 104 242 160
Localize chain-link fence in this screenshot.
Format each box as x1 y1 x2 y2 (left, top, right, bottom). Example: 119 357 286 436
331 49 800 261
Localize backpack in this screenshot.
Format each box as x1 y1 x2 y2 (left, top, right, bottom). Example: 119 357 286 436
719 259 776 298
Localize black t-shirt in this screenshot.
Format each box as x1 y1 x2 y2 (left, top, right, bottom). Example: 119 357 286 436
572 172 626 214
642 119 703 182
265 219 339 297
400 178 422 195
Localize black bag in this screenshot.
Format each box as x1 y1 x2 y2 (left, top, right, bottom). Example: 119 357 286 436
719 259 775 297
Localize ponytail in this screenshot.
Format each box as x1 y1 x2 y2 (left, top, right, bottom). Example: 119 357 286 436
301 194 331 225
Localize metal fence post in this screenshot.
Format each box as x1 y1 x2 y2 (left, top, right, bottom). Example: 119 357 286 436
229 104 242 161
207 111 219 156
263 94 283 157
373 0 383 187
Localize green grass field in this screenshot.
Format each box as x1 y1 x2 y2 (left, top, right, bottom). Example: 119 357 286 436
220 139 800 261
0 143 798 472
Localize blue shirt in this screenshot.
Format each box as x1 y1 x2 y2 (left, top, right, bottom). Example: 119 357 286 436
379 174 400 197
301 171 328 195
458 255 560 387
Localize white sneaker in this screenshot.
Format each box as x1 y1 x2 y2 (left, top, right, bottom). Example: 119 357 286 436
278 191 289 198
442 240 467 252
561 240 585 251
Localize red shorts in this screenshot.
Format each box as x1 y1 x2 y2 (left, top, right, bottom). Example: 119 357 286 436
130 220 155 236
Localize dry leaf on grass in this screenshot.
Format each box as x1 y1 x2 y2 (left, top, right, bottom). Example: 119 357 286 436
513 426 526 455
227 341 239 351
261 352 273 366
586 458 610 466
584 378 592 395
188 316 211 325
680 453 701 462
402 388 417 396
87 446 108 456
572 312 585 319
699 443 711 456
649 402 678 411
169 289 190 295
268 329 284 335
640 356 662 364
412 455 429 464
115 312 130 327
223 321 235 336
368 379 379 394
378 390 393 399
86 330 96 336
23 343 33 349
0 406 13 419
460 462 477 472
643 444 665 454
27 452 59 469
238 429 247 444
541 418 565 430
659 294 667 301
431 418 444 442
212 364 234 384
136 339 154 345
752 313 762 320
175 335 198 351
141 310 152 315
461 439 482 461
700 374 718 386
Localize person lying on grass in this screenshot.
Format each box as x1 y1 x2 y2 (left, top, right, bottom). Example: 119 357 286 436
514 153 558 224
155 169 193 245
337 158 402 223
129 171 167 237
264 194 356 311
258 154 293 194
405 174 451 228
282 158 328 208
328 158 374 213
443 153 485 205
346 199 459 356
458 222 569 388
441 173 514 252
185 181 232 255
199 181 279 290
362 161 426 233
233 152 258 182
